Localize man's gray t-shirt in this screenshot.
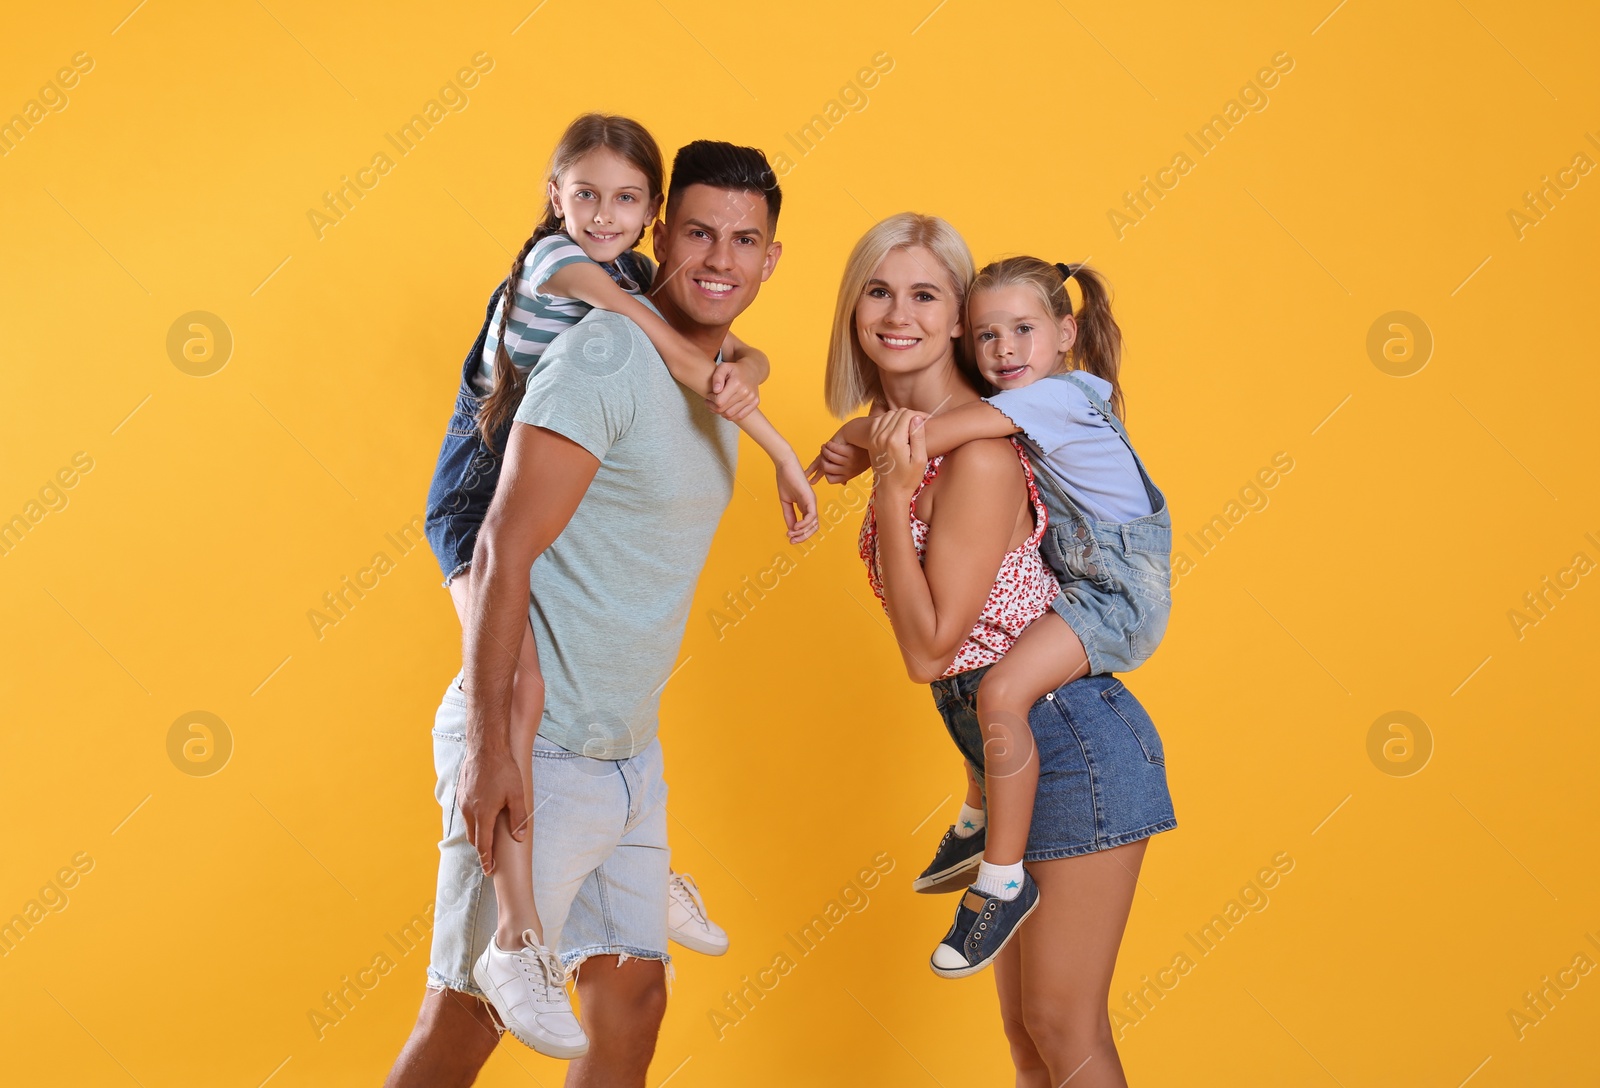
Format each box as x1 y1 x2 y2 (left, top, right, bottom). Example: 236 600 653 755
511 308 737 759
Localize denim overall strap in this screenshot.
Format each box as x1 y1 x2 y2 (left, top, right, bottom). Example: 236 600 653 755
1021 434 1087 527
1060 372 1166 517
460 279 508 389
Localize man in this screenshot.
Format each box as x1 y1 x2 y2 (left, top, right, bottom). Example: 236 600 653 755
385 141 783 1087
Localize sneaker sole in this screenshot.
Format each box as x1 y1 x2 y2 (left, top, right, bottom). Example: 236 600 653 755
669 928 730 956
911 851 984 895
927 893 1041 980
470 959 590 1060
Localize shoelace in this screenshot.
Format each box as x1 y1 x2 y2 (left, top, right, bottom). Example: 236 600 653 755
670 871 709 923
510 929 568 994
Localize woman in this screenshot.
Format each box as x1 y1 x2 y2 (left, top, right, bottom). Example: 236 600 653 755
818 213 1176 1087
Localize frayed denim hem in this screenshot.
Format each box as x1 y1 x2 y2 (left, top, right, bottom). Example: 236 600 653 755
563 945 675 994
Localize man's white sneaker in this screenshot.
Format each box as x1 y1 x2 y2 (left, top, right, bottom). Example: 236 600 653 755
471 930 588 1059
667 870 729 956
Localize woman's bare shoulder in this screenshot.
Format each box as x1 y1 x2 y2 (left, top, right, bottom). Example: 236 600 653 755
938 436 1024 484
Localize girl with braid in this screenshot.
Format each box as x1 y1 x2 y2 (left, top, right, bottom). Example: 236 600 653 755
423 113 815 1055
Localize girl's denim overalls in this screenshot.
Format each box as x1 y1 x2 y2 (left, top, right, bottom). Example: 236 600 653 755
423 280 510 585
422 251 655 585
1030 373 1173 674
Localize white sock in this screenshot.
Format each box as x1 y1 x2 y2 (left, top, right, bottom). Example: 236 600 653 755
952 803 986 839
974 860 1026 901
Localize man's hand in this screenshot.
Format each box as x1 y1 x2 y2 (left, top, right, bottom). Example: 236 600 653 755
706 359 760 422
456 740 530 875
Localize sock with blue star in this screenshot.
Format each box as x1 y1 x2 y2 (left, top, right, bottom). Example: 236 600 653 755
973 860 1025 901
952 803 986 839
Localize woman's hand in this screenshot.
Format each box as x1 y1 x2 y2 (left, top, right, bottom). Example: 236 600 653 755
806 430 871 485
864 408 929 497
776 457 821 543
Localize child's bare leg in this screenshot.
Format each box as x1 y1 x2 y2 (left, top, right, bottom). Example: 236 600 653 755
447 571 545 946
977 613 1089 867
491 623 544 945
949 760 985 841
929 617 1092 977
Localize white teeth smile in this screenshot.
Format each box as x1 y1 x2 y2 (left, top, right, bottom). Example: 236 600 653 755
880 335 919 347
697 280 734 295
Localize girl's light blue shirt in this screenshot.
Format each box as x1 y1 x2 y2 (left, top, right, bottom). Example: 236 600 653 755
985 371 1153 524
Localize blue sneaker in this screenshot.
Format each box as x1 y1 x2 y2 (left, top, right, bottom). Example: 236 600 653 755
912 824 987 894
929 871 1040 978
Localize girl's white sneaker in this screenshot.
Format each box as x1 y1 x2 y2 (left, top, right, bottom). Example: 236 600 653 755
471 930 588 1059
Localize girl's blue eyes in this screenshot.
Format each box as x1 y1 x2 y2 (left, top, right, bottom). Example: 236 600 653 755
977 324 1036 340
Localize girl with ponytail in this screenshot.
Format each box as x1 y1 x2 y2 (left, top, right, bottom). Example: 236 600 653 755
422 114 812 1059
810 255 1172 977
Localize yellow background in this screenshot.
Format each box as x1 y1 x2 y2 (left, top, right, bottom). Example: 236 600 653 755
3 1 1598 1084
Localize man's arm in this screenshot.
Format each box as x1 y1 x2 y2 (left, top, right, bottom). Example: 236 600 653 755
458 422 600 874
720 328 771 384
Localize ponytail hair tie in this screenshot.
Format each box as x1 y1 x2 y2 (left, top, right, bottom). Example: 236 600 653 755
1056 261 1078 281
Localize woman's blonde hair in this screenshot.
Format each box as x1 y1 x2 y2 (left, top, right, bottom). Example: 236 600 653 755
823 213 976 418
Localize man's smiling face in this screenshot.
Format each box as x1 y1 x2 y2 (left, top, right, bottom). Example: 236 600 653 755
651 183 781 331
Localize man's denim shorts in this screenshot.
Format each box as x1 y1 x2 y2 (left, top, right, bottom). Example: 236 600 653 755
426 677 672 994
930 668 1177 862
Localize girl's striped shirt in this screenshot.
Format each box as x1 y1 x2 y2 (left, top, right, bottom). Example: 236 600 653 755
471 231 654 393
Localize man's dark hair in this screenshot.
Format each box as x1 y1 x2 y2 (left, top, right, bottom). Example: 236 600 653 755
667 140 782 232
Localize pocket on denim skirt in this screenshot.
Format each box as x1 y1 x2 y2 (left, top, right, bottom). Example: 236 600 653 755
1099 680 1166 765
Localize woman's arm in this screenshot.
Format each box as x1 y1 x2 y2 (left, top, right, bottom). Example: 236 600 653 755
865 411 1027 683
